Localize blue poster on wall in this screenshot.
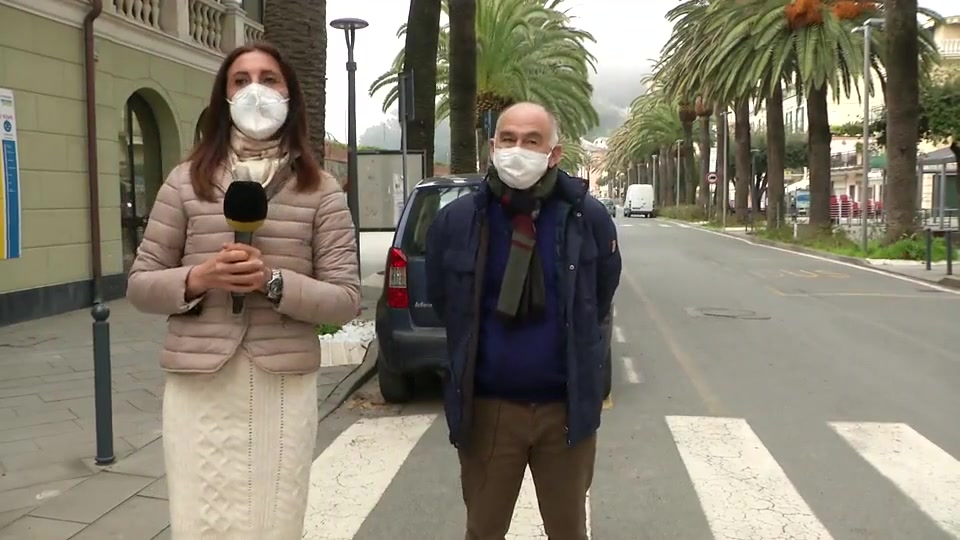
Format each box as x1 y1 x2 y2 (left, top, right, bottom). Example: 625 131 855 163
0 88 21 260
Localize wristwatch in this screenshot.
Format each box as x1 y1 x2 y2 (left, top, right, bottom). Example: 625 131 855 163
265 268 283 304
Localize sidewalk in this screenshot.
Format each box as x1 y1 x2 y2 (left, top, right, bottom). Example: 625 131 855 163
696 224 960 289
0 286 381 539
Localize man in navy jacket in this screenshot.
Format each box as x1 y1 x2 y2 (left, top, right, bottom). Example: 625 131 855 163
425 102 622 539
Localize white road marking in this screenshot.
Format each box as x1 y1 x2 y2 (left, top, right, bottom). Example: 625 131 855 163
621 223 634 227
622 356 642 384
658 223 672 228
686 225 960 295
509 466 591 538
613 325 626 343
666 416 832 540
830 422 960 537
303 414 436 539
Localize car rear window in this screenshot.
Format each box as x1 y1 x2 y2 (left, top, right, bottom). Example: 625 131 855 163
400 185 477 256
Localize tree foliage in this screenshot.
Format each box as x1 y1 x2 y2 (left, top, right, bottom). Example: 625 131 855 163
871 66 960 157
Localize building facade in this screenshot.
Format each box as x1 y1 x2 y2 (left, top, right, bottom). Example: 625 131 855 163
750 15 960 134
0 0 266 325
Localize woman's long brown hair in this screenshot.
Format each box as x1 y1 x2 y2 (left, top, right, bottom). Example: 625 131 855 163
187 43 323 201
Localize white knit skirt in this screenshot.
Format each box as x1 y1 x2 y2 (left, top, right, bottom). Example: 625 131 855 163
162 349 319 539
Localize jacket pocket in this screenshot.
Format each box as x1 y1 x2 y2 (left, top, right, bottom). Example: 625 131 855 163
441 250 476 314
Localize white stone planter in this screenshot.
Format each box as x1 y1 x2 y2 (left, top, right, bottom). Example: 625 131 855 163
318 319 375 367
320 341 369 367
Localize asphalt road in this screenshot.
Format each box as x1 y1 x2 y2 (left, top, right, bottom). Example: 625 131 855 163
300 217 960 540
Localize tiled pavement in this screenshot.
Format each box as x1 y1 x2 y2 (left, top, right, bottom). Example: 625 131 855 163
0 288 379 539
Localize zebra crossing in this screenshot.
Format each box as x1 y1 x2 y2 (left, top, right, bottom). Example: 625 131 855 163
300 411 960 539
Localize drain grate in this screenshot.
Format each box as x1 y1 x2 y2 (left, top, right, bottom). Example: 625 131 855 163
686 307 770 320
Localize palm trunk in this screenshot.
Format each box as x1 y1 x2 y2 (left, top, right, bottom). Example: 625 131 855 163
733 98 751 223
665 150 677 206
401 0 441 178
714 111 726 218
682 121 696 205
806 84 833 227
697 116 711 210
883 0 920 242
765 82 786 228
448 0 477 173
658 151 668 206
263 0 325 161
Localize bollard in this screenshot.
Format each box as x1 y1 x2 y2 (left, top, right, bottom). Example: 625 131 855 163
925 228 933 271
947 230 954 276
91 302 115 466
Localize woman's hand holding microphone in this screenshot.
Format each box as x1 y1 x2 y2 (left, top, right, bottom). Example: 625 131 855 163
186 243 270 300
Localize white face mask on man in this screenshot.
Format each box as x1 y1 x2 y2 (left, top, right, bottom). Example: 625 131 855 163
493 146 553 190
227 83 289 140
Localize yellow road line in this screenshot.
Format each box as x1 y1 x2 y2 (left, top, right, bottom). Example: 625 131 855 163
622 271 725 417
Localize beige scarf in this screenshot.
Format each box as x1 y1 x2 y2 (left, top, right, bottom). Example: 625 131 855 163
228 128 285 186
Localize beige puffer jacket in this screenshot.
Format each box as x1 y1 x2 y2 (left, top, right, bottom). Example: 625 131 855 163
127 160 360 375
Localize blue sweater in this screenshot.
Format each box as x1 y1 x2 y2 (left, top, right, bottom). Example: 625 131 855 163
475 197 566 402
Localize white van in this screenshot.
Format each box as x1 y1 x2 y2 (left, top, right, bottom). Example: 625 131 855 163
624 184 655 218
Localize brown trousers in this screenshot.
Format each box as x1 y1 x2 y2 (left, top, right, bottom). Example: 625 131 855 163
458 398 596 540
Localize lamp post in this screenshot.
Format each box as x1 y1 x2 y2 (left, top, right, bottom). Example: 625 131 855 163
853 17 884 252
330 17 369 269
675 139 683 207
720 111 730 231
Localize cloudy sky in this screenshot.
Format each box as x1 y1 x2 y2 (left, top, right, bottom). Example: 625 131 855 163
323 0 958 142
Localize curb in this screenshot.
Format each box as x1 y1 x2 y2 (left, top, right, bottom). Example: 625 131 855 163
317 339 379 422
694 224 960 291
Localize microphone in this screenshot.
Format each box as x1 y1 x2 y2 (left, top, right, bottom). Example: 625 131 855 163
223 180 268 314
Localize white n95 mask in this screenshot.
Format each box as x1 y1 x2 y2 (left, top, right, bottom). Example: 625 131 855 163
228 83 289 140
493 147 551 190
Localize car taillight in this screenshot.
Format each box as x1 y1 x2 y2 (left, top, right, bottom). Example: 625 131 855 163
386 247 409 309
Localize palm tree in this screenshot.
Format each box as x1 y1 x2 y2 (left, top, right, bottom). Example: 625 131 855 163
700 0 940 228
883 1 923 241
263 0 326 161
448 0 478 173
605 90 685 206
401 0 443 178
370 0 599 154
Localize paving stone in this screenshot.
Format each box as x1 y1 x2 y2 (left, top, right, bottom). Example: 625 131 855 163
0 395 43 409
0 440 38 458
0 410 76 431
0 477 85 514
0 460 91 493
122 431 163 450
69 495 169 540
0 508 28 529
1 437 134 472
108 439 164 478
0 420 80 444
138 477 167 500
0 516 85 539
29 472 152 524
152 527 172 539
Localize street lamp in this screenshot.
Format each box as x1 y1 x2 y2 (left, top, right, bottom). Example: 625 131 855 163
330 17 369 269
675 139 683 207
853 17 884 252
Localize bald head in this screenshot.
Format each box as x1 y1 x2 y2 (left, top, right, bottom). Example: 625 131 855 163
491 101 563 169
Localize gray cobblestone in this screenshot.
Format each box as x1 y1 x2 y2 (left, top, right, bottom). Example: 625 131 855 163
0 295 375 536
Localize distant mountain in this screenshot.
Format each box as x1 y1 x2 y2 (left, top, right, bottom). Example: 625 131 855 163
359 114 452 163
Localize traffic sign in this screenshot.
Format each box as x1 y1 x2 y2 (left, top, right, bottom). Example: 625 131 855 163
707 172 717 184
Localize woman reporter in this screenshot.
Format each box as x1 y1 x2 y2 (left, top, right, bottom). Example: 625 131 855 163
126 43 359 538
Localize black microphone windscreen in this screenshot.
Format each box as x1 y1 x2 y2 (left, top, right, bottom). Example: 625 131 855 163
223 181 268 233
